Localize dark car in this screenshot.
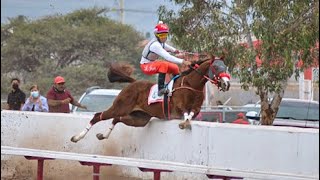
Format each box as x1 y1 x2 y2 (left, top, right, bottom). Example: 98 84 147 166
195 106 247 123
244 98 319 128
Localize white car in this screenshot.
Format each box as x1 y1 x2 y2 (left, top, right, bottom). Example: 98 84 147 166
243 98 319 128
71 86 121 115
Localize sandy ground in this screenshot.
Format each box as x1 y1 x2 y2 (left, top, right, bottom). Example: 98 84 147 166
1 159 145 180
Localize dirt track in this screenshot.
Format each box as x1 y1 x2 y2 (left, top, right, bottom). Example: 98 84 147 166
2 159 144 180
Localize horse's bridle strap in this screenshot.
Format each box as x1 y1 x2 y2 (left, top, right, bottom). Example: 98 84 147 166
173 76 204 93
190 63 218 85
173 86 204 93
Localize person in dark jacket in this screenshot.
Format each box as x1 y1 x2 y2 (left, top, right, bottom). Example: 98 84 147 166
6 78 26 110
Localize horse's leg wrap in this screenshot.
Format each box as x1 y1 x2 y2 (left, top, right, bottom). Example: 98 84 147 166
80 123 92 137
102 114 150 139
183 112 194 121
97 117 119 140
105 124 115 139
71 123 92 143
183 112 189 121
180 111 194 130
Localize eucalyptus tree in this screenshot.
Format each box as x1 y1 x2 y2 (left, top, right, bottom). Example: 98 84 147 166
159 0 319 124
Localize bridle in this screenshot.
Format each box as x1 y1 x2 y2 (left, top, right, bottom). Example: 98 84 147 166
188 60 221 85
172 60 221 94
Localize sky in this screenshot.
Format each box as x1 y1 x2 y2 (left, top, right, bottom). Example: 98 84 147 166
1 0 178 35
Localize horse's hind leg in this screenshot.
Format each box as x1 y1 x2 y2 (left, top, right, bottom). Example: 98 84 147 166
96 111 151 140
71 108 117 143
70 112 103 143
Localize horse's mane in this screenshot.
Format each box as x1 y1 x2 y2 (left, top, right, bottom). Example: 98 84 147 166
180 58 211 77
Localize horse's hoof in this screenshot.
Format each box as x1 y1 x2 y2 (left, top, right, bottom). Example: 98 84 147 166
185 124 192 130
70 136 78 143
179 123 185 129
96 133 105 140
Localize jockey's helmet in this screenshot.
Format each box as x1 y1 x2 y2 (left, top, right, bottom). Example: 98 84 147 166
154 21 169 39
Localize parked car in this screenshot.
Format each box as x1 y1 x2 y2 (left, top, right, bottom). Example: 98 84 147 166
71 86 121 115
244 98 319 128
195 106 247 123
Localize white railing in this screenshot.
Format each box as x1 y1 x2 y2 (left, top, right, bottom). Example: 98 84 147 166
2 111 319 180
1 146 316 180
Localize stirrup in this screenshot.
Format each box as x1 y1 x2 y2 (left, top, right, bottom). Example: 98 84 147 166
158 88 169 96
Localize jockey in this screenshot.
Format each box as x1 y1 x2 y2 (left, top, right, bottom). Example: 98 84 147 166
140 21 191 96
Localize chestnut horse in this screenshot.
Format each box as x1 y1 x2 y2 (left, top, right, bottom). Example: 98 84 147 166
71 58 230 143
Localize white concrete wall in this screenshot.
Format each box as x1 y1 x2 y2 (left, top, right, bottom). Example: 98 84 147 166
1 110 319 180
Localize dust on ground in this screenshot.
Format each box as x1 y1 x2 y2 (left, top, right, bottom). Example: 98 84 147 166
2 159 144 180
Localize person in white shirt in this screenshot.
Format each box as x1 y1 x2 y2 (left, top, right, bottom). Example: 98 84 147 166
22 84 49 112
140 21 191 96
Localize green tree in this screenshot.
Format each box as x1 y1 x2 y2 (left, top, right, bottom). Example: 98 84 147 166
1 8 145 97
159 0 319 125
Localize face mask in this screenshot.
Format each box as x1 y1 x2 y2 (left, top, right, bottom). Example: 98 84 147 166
31 91 39 98
12 84 19 90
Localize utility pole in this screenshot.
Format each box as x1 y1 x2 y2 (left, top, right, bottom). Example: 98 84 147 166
111 0 155 24
119 0 124 24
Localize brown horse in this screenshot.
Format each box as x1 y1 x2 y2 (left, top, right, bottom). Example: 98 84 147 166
71 58 230 143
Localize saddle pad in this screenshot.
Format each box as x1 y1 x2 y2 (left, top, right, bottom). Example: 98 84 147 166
147 80 174 105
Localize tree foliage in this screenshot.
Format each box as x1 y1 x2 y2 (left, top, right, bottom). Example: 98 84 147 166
1 8 146 98
159 0 319 124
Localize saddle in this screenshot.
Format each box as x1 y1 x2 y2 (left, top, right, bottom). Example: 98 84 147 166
147 75 179 105
148 75 180 120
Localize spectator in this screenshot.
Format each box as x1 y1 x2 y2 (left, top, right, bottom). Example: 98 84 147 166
22 85 49 112
46 76 87 113
232 112 250 125
6 78 26 110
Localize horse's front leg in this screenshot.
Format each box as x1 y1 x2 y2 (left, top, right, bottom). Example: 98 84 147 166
184 112 195 121
179 111 195 130
178 101 203 130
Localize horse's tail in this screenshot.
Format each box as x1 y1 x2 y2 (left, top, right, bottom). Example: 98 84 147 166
107 63 136 83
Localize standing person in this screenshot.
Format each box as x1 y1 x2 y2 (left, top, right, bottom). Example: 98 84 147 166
232 113 250 125
46 76 87 113
22 85 49 112
140 21 191 96
6 78 26 110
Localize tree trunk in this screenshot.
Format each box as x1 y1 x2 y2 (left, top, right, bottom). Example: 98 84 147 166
259 80 288 125
259 89 273 125
260 99 277 125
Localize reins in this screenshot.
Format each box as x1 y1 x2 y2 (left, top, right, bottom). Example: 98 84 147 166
173 76 204 93
189 63 218 85
172 60 218 94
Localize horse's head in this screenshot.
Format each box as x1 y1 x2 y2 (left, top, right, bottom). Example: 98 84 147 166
181 58 231 92
208 60 230 92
